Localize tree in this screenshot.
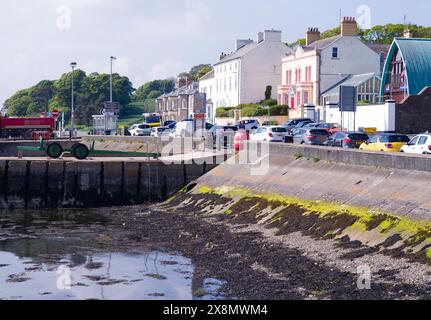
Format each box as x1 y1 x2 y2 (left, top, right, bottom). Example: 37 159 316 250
4 70 134 126
132 79 175 102
265 86 272 100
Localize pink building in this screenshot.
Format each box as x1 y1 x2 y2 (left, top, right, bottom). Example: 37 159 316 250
278 18 385 119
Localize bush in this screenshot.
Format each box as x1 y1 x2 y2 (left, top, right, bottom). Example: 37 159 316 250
259 99 278 106
268 105 289 116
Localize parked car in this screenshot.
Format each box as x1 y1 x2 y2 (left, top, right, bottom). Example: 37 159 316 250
302 123 321 130
317 123 344 135
209 125 238 146
235 119 260 131
163 120 176 128
151 126 170 137
359 133 410 152
129 124 152 136
400 134 431 155
250 126 288 143
292 128 329 145
283 118 313 134
326 132 370 149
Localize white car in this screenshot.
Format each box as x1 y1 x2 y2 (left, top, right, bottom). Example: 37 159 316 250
400 134 431 155
129 124 152 136
250 126 288 142
151 126 170 137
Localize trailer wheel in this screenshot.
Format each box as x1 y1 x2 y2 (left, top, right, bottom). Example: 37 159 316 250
47 143 64 159
72 143 89 160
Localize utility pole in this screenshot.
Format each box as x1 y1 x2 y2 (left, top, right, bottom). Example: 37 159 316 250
70 62 77 140
110 56 117 103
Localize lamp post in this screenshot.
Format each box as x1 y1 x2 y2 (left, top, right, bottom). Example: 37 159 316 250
110 56 117 103
70 62 77 139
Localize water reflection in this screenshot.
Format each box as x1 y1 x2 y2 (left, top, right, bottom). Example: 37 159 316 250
0 210 226 300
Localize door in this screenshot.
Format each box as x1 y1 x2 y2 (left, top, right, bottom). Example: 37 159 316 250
407 136 420 154
416 136 428 154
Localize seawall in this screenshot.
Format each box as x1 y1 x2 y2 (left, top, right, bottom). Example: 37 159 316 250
0 156 218 210
167 143 431 264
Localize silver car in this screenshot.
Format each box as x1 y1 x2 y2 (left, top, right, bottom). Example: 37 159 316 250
292 128 329 145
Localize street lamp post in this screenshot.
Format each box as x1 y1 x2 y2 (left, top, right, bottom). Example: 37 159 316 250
70 62 77 140
110 56 117 103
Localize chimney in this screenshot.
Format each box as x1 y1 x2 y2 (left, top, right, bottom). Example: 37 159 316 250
177 77 187 89
257 32 264 43
306 28 320 46
263 30 282 42
219 52 227 60
236 39 253 50
341 17 358 36
404 28 413 38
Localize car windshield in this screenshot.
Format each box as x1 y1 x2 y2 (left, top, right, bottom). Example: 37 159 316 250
380 135 410 143
271 127 287 133
349 134 369 140
223 126 238 131
310 129 329 136
137 125 148 129
158 128 167 132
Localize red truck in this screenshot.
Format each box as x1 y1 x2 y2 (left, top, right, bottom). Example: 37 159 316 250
0 116 55 140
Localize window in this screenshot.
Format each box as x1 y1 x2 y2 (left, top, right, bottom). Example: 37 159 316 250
305 66 312 82
419 136 428 145
303 91 309 105
286 70 292 85
410 137 420 145
332 47 339 59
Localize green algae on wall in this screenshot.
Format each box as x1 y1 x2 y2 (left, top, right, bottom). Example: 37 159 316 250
194 185 431 262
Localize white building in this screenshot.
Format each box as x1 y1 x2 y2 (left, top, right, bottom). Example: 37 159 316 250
200 30 291 119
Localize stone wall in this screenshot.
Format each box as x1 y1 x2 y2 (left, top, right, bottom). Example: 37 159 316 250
395 87 431 134
0 158 217 210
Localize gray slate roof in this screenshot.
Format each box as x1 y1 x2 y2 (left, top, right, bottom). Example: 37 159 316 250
321 73 378 95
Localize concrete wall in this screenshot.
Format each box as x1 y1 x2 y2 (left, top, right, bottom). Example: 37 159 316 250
0 158 217 210
326 101 396 132
195 142 431 221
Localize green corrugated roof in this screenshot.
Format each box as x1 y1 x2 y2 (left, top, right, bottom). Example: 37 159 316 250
381 38 431 96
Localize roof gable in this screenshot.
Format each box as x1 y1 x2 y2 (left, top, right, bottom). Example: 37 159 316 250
381 38 431 96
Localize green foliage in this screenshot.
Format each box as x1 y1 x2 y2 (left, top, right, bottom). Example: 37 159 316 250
287 23 431 48
132 79 175 102
216 104 289 118
5 70 134 126
179 64 213 82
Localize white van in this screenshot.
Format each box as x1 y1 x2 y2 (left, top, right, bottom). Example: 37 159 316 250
174 120 194 137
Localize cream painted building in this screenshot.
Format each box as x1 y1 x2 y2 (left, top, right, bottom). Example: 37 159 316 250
277 17 387 119
200 30 291 121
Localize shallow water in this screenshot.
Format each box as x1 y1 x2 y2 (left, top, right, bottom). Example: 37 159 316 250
0 210 225 300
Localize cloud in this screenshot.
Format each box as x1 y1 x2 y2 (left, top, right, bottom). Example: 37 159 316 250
145 61 188 81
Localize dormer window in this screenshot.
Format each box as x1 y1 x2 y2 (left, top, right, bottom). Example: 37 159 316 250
332 47 339 59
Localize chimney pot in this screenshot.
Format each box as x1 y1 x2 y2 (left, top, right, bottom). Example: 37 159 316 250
306 27 320 46
341 16 358 36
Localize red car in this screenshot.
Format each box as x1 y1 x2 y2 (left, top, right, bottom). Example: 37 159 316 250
317 123 345 135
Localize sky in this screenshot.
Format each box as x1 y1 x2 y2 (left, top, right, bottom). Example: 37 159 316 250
0 0 430 106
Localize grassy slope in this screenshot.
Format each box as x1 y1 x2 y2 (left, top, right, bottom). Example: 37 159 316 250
118 99 156 128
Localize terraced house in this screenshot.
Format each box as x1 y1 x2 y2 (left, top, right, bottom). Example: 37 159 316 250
156 81 207 122
277 17 387 120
